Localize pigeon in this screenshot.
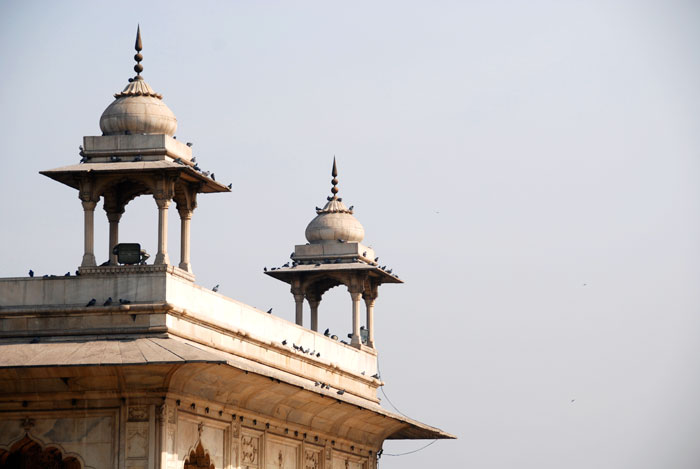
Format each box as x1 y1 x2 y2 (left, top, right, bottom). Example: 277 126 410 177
283 262 290 268
110 156 122 162
337 390 345 395
227 183 233 189
210 173 216 181
316 353 321 358
267 308 273 314
193 164 201 171
314 382 320 386
290 252 295 259
362 251 367 257
293 344 299 350
202 171 210 177
186 142 194 147
361 371 366 375
119 299 131 305
331 335 338 340
42 274 49 278
80 156 88 163
86 298 96 307
316 206 322 211
28 270 34 277
174 158 182 164
64 272 70 276
338 198 342 202
387 269 393 274
348 205 354 211
212 284 220 292
340 340 348 345
374 257 379 262
315 263 321 267
100 260 110 266
103 297 113 306
338 239 346 243
133 154 143 162
324 328 330 336
191 156 197 163
282 340 287 345
75 270 80 276
263 267 268 272
271 267 277 271
371 373 380 379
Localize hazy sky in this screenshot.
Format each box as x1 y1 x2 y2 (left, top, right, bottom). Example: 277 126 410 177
2 1 700 468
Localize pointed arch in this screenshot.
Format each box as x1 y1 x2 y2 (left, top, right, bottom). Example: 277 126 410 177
0 434 82 469
183 440 214 469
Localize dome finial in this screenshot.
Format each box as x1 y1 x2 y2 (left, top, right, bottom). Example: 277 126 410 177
330 156 339 198
133 25 144 77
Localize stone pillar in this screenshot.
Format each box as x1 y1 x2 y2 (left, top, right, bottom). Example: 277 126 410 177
308 297 320 332
364 295 376 348
106 211 122 265
81 200 97 267
294 294 305 327
154 197 171 265
177 208 193 272
350 290 362 346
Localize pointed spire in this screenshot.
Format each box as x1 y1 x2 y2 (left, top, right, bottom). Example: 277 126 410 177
330 156 339 198
133 25 144 77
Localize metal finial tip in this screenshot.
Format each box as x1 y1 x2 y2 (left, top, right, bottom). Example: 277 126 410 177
135 25 143 52
332 156 338 178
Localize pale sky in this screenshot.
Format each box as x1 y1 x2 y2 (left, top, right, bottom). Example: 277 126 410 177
2 1 700 467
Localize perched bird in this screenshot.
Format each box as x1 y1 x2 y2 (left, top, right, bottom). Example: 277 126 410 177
75 270 80 276
174 157 182 164
315 206 322 211
337 390 345 395
263 267 268 272
282 262 290 268
324 328 330 336
371 373 380 379
202 171 210 177
316 353 321 358
110 156 122 162
282 340 287 345
42 275 49 278
267 308 273 314
361 371 366 375
314 382 320 387
186 142 193 147
193 164 201 171
80 156 88 163
103 297 113 306
331 335 338 340
212 284 220 292
338 239 346 243
387 269 393 274
28 270 34 277
271 267 277 271
210 173 216 181
340 340 348 345
133 154 143 162
85 299 96 307
191 156 197 163
64 272 70 276
293 344 299 350
315 263 321 267
291 262 298 268
227 183 233 189
290 252 295 259
362 251 367 257
100 260 110 266
348 205 354 211
374 257 379 262
119 298 131 305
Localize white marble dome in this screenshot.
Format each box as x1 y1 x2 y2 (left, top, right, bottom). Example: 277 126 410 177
305 198 365 244
99 77 177 136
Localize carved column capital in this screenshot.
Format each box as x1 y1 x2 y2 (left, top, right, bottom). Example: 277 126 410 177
154 196 171 210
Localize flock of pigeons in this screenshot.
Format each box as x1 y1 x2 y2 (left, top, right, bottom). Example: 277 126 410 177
263 249 399 278
79 143 233 190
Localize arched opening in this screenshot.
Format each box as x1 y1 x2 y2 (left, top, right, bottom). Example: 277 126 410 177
0 435 81 469
184 441 214 469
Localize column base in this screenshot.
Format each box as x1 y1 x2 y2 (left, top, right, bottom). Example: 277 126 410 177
81 253 96 267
